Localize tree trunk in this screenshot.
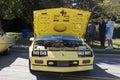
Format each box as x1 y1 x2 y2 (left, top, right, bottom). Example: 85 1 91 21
0 19 4 34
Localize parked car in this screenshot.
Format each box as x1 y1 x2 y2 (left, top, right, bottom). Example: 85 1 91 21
0 33 15 55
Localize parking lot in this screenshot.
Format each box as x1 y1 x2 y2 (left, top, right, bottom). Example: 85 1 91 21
0 51 120 80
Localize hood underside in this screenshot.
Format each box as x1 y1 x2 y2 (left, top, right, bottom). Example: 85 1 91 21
33 8 91 38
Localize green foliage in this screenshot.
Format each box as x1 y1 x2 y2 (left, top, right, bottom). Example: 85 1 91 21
0 0 24 20
7 32 31 46
113 27 120 38
116 20 120 23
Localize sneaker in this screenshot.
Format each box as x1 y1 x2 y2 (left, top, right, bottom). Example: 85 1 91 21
105 46 110 49
110 46 113 49
105 46 113 49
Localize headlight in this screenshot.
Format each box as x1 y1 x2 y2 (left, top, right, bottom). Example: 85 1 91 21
32 50 47 57
78 50 92 57
39 51 47 56
78 50 85 57
32 50 39 56
85 51 92 56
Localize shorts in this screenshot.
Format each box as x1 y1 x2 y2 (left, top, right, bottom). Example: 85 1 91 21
106 33 113 40
89 33 95 40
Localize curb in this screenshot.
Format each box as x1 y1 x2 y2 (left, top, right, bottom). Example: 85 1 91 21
10 48 28 53
93 48 120 52
10 45 29 53
93 48 120 55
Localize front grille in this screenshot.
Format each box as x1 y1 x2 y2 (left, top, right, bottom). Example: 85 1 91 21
47 61 79 67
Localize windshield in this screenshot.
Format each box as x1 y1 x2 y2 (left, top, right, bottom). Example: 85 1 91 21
35 35 82 47
35 40 82 47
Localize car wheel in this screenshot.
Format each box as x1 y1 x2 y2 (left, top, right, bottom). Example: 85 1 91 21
29 59 37 74
3 48 9 55
29 59 34 73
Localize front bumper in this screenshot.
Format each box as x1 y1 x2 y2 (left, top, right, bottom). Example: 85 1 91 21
30 57 94 72
31 64 93 72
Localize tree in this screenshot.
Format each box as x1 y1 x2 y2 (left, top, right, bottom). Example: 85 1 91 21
19 0 65 26
98 0 120 20
1 0 119 33
0 0 66 32
61 0 105 19
0 0 24 33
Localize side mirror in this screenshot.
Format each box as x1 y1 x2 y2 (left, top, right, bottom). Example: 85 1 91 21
29 37 34 41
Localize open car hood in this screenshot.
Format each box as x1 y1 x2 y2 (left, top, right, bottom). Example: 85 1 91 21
33 8 91 38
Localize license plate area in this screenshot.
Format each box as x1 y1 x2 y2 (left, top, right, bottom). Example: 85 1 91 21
57 61 69 67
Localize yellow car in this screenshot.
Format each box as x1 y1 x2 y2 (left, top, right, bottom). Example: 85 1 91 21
29 8 94 72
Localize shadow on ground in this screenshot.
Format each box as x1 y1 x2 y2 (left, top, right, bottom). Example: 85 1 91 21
0 51 28 71
31 58 120 80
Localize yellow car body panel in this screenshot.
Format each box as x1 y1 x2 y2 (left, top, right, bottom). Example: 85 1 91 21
33 8 91 38
29 45 94 72
30 52 94 72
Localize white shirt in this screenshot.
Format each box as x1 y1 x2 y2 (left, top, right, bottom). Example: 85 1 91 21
106 20 114 35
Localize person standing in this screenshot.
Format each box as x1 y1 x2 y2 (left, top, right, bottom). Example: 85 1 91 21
99 18 106 47
22 28 29 38
87 21 96 46
105 17 114 49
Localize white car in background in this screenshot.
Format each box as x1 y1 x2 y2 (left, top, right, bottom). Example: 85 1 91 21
0 33 15 55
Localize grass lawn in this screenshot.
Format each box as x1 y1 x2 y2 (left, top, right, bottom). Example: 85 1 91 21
7 32 120 49
6 32 120 54
92 39 120 49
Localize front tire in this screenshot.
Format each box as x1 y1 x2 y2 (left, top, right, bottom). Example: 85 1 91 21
3 48 9 55
29 59 32 72
29 59 35 73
